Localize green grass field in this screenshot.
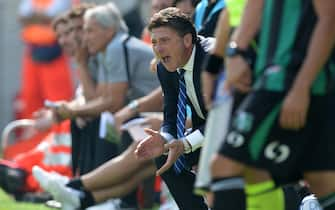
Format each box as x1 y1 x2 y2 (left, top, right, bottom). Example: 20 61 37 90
0 189 51 210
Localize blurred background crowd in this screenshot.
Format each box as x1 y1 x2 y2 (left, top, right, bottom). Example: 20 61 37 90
0 0 153 132
0 0 333 210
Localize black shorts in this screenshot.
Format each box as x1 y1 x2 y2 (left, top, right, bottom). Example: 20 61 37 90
219 90 335 184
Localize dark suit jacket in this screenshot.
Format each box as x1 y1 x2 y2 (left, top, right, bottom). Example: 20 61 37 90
155 36 215 210
157 36 215 141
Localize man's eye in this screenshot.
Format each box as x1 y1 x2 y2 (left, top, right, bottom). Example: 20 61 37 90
161 39 169 44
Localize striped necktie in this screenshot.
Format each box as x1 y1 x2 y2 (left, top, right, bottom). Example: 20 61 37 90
174 69 189 174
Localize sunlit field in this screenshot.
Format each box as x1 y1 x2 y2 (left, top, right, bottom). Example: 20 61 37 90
0 189 51 210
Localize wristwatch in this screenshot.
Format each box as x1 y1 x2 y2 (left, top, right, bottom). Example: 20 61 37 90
127 100 139 113
225 41 248 58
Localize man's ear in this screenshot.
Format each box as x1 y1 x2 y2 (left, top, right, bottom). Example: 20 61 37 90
106 28 115 39
183 33 193 48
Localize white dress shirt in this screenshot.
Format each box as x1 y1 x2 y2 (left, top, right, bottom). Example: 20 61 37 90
181 46 205 152
161 46 204 153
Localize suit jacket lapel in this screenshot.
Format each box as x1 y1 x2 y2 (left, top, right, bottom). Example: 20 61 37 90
192 41 207 117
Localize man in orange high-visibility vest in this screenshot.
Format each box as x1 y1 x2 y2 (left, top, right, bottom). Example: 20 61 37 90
15 0 74 120
0 120 72 200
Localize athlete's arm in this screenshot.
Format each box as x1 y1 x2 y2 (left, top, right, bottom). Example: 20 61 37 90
212 10 230 57
280 0 335 130
202 9 230 108
225 0 264 92
229 0 263 49
294 0 335 88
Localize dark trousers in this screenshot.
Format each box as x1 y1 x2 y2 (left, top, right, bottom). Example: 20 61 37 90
155 149 208 210
70 117 119 175
71 118 138 208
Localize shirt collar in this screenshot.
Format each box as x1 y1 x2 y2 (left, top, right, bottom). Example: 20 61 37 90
101 31 127 56
180 46 196 72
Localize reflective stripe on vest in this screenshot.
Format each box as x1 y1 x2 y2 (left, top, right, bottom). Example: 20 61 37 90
52 133 72 147
43 152 71 166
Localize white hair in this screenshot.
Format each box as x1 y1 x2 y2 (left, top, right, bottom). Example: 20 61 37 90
84 2 128 33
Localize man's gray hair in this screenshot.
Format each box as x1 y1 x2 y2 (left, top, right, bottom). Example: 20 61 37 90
84 2 128 32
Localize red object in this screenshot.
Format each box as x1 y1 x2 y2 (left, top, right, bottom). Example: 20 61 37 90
16 49 74 120
4 120 73 192
3 131 49 160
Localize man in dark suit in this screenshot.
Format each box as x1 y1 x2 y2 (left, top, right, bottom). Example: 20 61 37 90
135 7 214 210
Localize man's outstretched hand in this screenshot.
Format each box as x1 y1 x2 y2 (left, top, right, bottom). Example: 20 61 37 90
155 140 184 176
135 128 186 175
135 128 166 160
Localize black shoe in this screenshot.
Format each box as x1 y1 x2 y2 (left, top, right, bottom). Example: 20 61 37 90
0 163 7 189
119 201 139 210
0 160 27 195
5 167 27 194
18 192 53 203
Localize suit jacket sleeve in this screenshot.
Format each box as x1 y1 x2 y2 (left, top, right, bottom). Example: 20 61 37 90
157 64 179 138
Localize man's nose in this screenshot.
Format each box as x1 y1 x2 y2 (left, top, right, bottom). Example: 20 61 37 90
155 44 164 55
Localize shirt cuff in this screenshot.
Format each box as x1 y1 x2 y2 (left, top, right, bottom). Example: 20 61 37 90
159 132 175 142
159 132 175 155
185 129 204 152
